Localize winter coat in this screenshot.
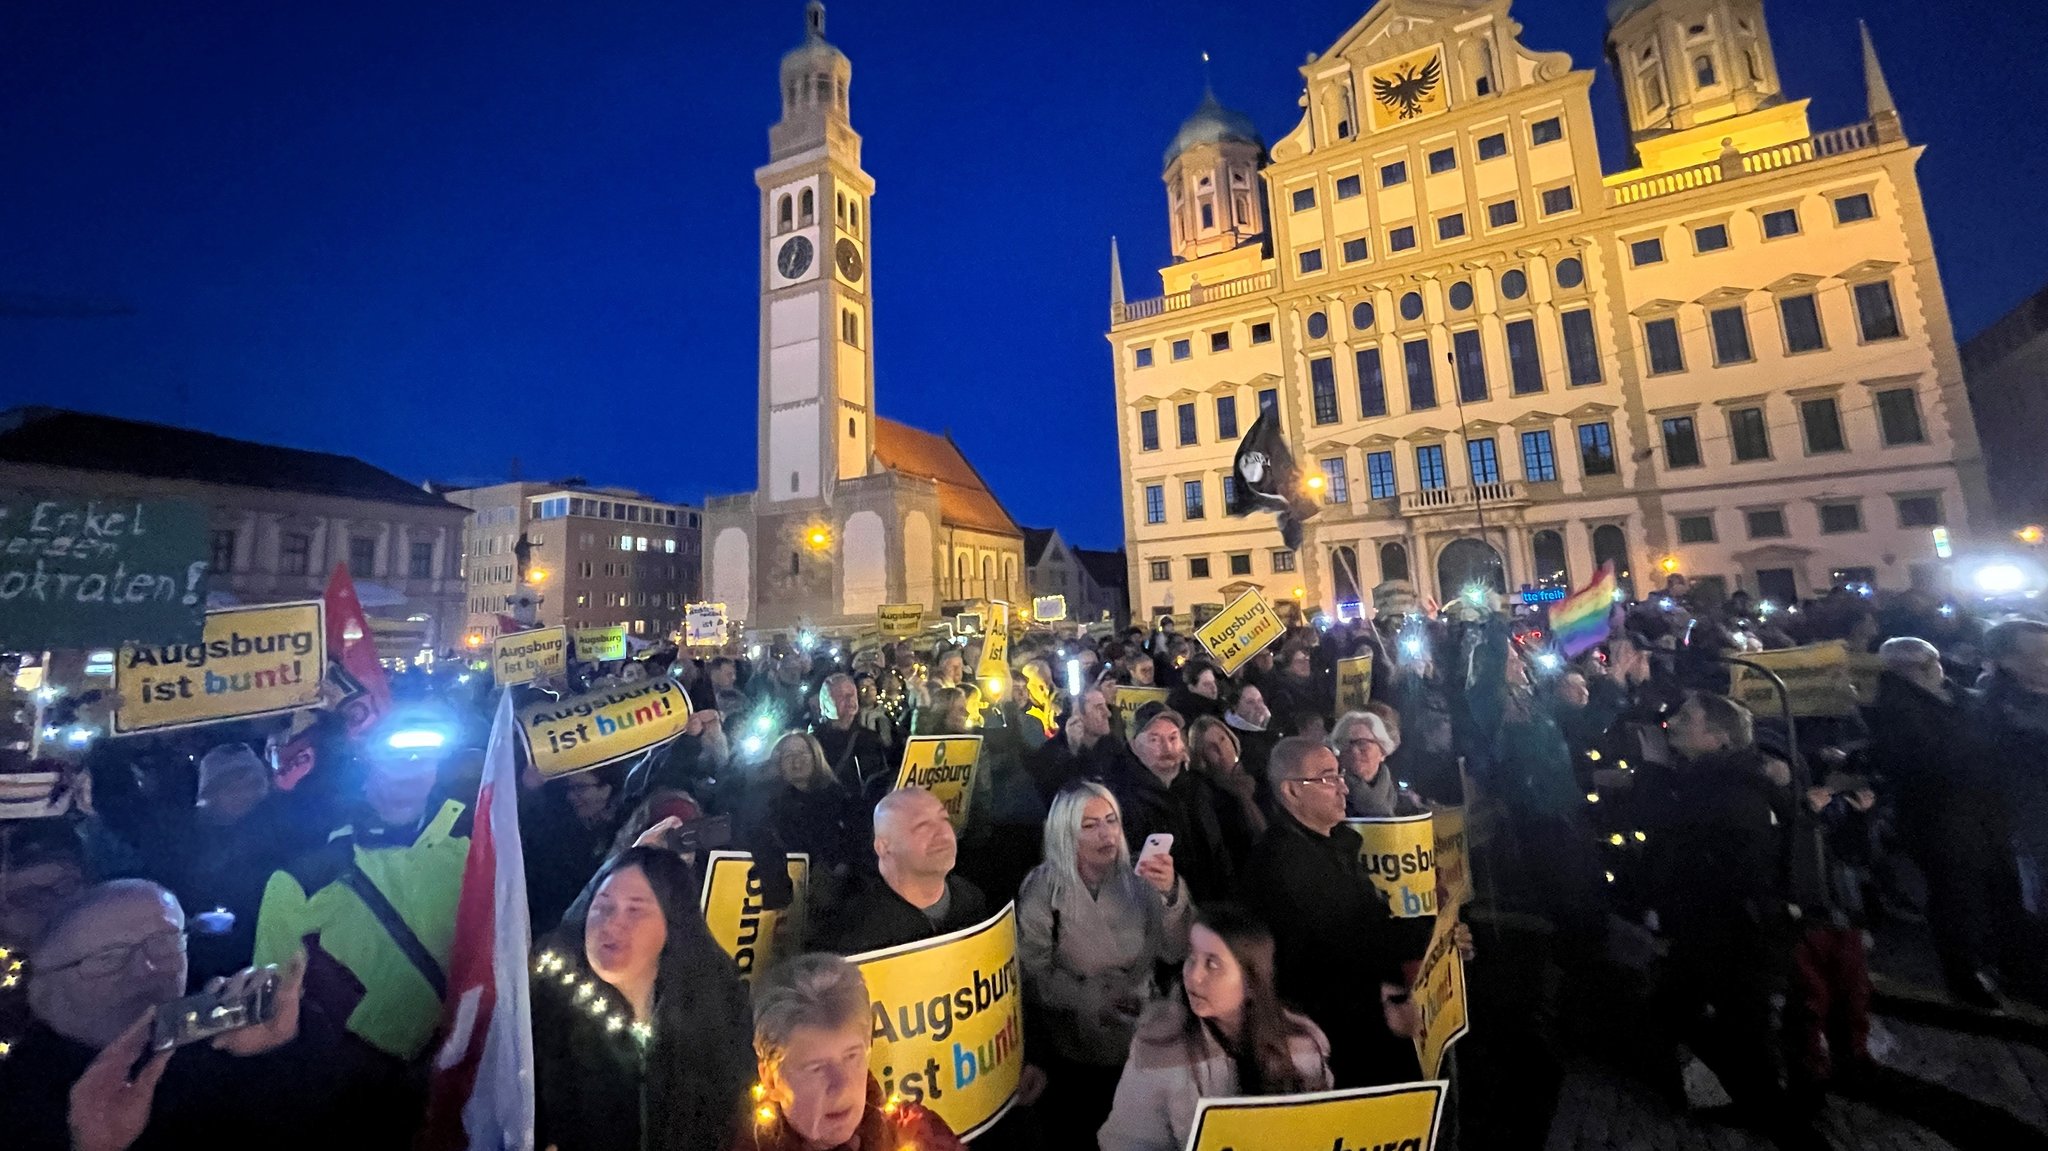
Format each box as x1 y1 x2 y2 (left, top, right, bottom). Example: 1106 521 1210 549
1964 671 2048 854
1867 670 1984 847
728 1076 962 1151
813 720 894 810
1096 998 1332 1151
759 780 867 874
817 871 989 956
1638 746 1786 953
1016 859 1191 1065
1025 733 1120 803
1105 747 1241 903
1344 764 1427 819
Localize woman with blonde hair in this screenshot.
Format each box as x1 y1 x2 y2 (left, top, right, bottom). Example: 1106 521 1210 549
756 731 864 872
1017 780 1189 1144
1186 714 1267 840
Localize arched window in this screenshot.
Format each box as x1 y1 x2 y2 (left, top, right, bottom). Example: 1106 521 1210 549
1531 530 1569 588
957 555 968 581
836 192 846 223
1437 538 1506 597
1332 546 1361 606
1694 55 1717 87
789 470 799 493
982 556 994 581
799 189 814 226
815 73 830 103
850 200 861 236
777 195 793 233
1476 39 1496 97
1592 524 1633 599
847 417 856 438
790 551 800 576
1379 542 1411 584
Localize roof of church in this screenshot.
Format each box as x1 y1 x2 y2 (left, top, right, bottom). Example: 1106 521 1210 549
873 418 1021 538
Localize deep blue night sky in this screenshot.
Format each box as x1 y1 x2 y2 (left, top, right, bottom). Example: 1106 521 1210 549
4 1 2044 548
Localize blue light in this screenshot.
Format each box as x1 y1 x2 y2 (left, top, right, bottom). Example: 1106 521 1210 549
387 729 447 751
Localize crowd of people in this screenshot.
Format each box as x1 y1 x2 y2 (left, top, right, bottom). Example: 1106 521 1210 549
1 573 2044 1150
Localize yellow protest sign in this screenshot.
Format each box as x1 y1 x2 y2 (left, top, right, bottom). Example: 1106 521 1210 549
1187 1081 1447 1151
114 601 324 734
894 735 984 829
1848 651 1884 706
1111 685 1171 739
1431 806 1470 914
573 625 626 662
976 601 1010 691
1412 911 1470 1081
518 676 692 778
1336 653 1375 713
852 903 1023 1141
1349 813 1437 919
698 851 810 984
879 603 925 639
1729 642 1857 718
1193 588 1286 676
1031 594 1067 622
493 626 567 685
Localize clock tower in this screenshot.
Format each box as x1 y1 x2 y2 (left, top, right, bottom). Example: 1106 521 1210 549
757 0 874 509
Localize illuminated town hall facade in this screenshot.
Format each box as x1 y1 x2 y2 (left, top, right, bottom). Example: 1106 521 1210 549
1110 0 1986 620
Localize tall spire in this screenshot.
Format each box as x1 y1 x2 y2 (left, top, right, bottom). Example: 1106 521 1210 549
1860 20 1901 138
1110 236 1127 316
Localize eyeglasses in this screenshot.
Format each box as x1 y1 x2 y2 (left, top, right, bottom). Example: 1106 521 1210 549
1341 738 1378 750
1283 773 1345 790
41 929 186 979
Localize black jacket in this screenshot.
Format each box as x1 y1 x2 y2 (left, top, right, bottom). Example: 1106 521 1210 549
814 720 895 809
1638 747 1785 948
1025 733 1121 803
818 872 989 956
1964 671 2048 854
1867 670 1980 840
1105 747 1240 903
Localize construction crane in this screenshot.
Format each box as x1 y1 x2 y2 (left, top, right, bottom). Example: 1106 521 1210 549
0 292 135 318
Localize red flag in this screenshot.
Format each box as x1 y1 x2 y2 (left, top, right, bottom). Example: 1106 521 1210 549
423 693 535 1150
324 564 393 716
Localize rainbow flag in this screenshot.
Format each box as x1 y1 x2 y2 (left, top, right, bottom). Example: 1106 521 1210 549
1551 562 1619 658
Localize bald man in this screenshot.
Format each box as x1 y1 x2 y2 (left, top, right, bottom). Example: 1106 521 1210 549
818 788 988 955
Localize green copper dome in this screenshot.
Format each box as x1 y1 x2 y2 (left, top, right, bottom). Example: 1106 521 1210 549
1164 90 1264 167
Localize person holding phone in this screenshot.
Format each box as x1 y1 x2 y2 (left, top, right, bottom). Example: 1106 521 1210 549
1017 782 1189 1145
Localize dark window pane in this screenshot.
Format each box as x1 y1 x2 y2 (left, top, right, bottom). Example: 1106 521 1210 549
1820 503 1863 533
1216 396 1239 440
1877 388 1926 445
1694 224 1730 252
1356 349 1388 418
1417 445 1448 490
1676 515 1716 543
1311 357 1340 425
1468 438 1501 485
1178 402 1198 445
1336 175 1363 199
1506 319 1543 394
1140 409 1159 450
1488 200 1519 228
1428 147 1457 174
1661 416 1702 468
1645 318 1685 375
1291 187 1316 212
1801 398 1847 453
1762 209 1800 238
1729 407 1771 461
1561 309 1602 385
1746 510 1788 539
1453 329 1488 402
1780 294 1824 353
1834 193 1874 224
1478 133 1508 160
1521 430 1558 482
1531 118 1563 145
1710 305 1754 364
1579 422 1617 476
1381 161 1408 187
1855 281 1903 341
1897 496 1942 527
1404 338 1437 410
1367 451 1397 499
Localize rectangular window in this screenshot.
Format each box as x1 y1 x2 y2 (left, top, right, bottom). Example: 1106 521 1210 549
1428 147 1458 174
280 532 311 576
1259 387 1279 415
1746 509 1789 539
1578 422 1617 476
1710 305 1754 364
1356 348 1388 418
1877 387 1927 445
1762 208 1801 238
1897 495 1943 528
1855 281 1904 341
1477 133 1509 160
1291 187 1317 212
1404 338 1437 410
1144 484 1166 524
1215 395 1239 440
1531 117 1564 145
1468 438 1501 485
1139 409 1160 451
1229 553 1254 576
409 542 434 580
841 310 860 347
1250 322 1273 345
348 537 376 579
1367 451 1397 499
1389 226 1418 252
1542 185 1576 215
1183 480 1206 519
1342 237 1369 263
209 530 235 573
1336 174 1363 199
1630 237 1665 266
1319 457 1350 504
1521 430 1559 482
1661 416 1703 468
1676 514 1717 544
1561 309 1602 385
1801 397 1847 453
1505 319 1543 394
1437 213 1467 241
1178 402 1198 445
1271 550 1297 573
1222 476 1240 510
1189 557 1212 579
1729 407 1771 460
1834 193 1875 224
1416 445 1448 490
1298 249 1324 274
1487 199 1519 228
1820 503 1864 534
1209 330 1231 353
1780 294 1825 353
1149 560 1171 581
1645 317 1685 375
1310 357 1340 425
1694 223 1731 253
1381 160 1409 187
1452 329 1488 402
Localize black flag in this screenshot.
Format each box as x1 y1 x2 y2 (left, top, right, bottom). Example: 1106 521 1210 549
1228 406 1319 550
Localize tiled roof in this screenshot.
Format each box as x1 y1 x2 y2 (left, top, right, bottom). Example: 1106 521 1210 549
0 407 456 509
873 418 1020 537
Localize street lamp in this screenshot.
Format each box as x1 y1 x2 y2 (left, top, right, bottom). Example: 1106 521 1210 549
805 526 832 551
528 568 549 585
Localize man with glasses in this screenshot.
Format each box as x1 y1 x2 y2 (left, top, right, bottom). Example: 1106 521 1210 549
2 879 316 1151
1240 736 1431 1087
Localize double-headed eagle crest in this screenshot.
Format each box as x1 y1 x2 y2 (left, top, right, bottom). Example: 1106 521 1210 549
1372 54 1443 120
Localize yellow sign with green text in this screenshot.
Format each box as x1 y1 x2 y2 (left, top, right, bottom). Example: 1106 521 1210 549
114 601 325 734
493 626 567 685
573 625 626 662
699 851 810 985
1413 909 1470 1080
1193 588 1286 676
895 735 984 829
1336 653 1375 713
1111 685 1171 740
879 603 925 639
518 676 691 778
1187 1081 1447 1151
851 903 1024 1141
1349 813 1437 919
1728 641 1858 718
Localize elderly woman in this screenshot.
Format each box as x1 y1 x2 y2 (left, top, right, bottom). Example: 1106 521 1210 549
737 953 963 1150
1017 782 1191 1144
1332 710 1424 819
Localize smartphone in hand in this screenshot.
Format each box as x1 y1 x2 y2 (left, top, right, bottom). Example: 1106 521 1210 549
151 969 279 1052
1138 833 1174 864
